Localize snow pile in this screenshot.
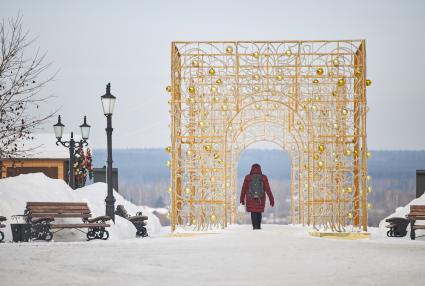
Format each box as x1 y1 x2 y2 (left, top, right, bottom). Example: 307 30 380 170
0 173 161 242
379 192 425 237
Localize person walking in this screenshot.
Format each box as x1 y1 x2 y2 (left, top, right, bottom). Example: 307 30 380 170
240 163 274 230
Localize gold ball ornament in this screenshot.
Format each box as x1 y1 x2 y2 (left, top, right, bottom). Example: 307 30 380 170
367 203 372 209
317 161 324 168
216 79 222 85
221 104 228 111
253 86 260 92
168 187 172 193
226 46 233 54
214 153 220 159
186 150 192 156
367 175 372 181
184 187 191 194
252 52 259 58
316 67 324 76
188 86 196 94
211 215 216 221
204 145 212 152
332 91 338 97
342 108 348 116
166 160 171 167
366 79 372 86
332 59 340 67
368 186 372 193
192 219 196 224
313 79 319 84
285 49 292 56
166 85 172 92
313 154 319 161
348 212 353 219
255 103 261 110
276 75 283 81
253 74 260 80
211 86 217 93
338 78 346 86
165 146 171 153
318 144 325 153
346 187 352 193
344 149 352 156
208 68 216 76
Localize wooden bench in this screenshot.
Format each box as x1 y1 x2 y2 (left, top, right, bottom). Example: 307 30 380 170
385 217 410 237
115 204 148 237
25 202 111 241
406 205 425 240
0 216 6 242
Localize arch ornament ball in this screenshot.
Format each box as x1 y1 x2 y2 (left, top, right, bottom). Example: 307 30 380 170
169 41 369 232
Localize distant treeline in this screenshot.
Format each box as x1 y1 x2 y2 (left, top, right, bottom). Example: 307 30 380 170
92 149 425 187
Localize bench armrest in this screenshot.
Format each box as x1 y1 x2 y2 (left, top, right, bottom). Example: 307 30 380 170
128 215 148 222
0 216 6 222
86 216 111 223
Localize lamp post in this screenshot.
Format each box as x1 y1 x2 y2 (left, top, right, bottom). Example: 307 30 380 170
53 115 91 189
101 83 116 222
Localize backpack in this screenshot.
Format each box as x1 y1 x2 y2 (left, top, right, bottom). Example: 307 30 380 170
248 174 264 199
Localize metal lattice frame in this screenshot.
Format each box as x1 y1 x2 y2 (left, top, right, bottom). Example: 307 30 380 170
168 40 370 232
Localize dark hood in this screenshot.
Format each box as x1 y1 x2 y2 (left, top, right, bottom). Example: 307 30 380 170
250 163 262 175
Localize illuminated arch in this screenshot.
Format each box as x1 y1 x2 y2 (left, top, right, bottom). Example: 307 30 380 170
168 41 369 232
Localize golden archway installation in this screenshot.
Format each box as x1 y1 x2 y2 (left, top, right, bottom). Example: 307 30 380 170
167 41 371 232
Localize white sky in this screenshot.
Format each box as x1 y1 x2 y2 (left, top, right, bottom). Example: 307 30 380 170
1 0 425 149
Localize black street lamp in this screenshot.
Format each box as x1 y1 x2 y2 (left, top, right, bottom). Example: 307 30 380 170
53 115 91 189
101 83 116 222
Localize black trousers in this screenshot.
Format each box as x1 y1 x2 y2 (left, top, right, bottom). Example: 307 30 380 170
250 212 262 229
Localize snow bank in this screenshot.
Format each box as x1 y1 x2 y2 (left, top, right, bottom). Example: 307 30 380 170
0 173 161 242
378 193 425 238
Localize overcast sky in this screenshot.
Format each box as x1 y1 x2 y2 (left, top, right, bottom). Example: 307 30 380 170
1 0 424 149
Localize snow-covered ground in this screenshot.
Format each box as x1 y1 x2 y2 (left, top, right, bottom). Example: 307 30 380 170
0 224 424 286
0 173 162 241
2 174 425 285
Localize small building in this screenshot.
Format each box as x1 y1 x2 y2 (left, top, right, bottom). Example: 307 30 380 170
0 134 69 182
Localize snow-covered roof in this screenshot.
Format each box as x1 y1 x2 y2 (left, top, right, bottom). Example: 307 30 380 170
9 133 73 160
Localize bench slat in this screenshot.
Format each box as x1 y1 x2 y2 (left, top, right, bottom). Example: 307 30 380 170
29 209 91 214
51 223 110 228
412 225 425 229
31 213 91 218
28 206 90 211
27 202 88 206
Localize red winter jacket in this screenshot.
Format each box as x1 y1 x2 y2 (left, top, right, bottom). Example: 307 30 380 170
240 164 274 213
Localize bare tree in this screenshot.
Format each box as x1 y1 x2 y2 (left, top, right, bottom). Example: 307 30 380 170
0 14 55 159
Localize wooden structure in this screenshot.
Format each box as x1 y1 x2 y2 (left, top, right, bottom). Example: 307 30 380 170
0 158 69 181
407 205 425 240
0 133 70 181
25 202 111 241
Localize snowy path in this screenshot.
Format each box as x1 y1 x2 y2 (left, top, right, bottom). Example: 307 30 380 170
1 225 425 286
